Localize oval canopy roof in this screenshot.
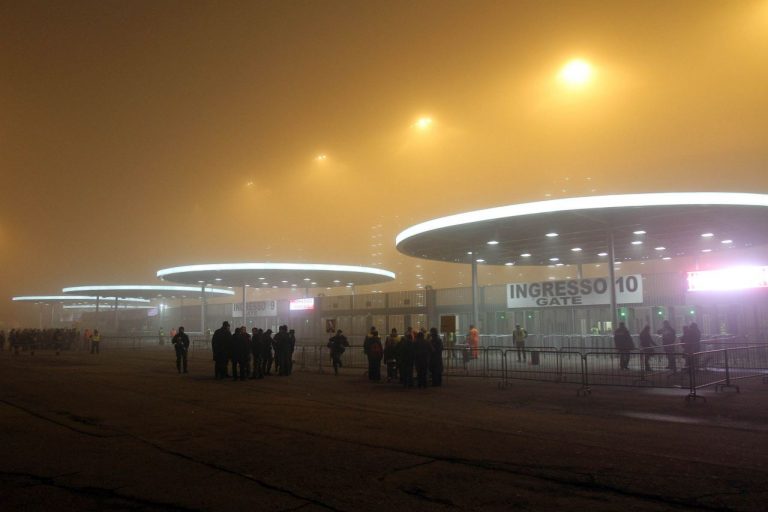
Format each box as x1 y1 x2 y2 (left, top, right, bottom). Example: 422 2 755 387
156 263 396 288
61 285 235 299
395 192 768 266
12 295 150 304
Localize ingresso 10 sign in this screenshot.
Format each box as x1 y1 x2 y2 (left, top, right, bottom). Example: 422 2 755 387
507 275 643 308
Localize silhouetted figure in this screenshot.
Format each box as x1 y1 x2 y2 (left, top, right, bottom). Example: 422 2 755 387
428 328 443 387
683 322 702 368
261 329 274 376
327 329 349 375
414 331 433 388
171 326 190 373
250 328 263 379
512 324 527 362
90 329 101 354
657 320 677 371
364 330 383 381
231 326 250 380
613 322 633 370
274 325 292 376
384 328 400 382
211 321 232 379
639 325 656 371
400 328 415 388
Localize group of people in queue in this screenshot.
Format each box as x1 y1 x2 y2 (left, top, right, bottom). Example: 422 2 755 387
207 321 296 380
2 328 82 355
329 326 445 388
613 320 702 371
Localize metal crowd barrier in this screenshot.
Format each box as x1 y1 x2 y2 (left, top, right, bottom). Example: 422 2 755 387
686 345 768 400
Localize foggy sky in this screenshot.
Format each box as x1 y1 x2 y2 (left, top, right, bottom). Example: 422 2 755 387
3 0 767 325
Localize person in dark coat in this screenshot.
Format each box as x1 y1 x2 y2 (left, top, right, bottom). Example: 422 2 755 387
250 328 263 379
171 326 190 374
261 329 274 376
327 329 349 375
287 329 297 375
230 327 250 380
399 328 416 388
638 325 656 372
211 321 232 380
657 320 677 371
273 325 292 376
384 328 399 382
613 322 634 370
428 327 443 386
682 322 702 368
364 330 383 381
413 331 432 388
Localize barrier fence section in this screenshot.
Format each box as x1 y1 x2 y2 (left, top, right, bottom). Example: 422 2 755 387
687 345 768 400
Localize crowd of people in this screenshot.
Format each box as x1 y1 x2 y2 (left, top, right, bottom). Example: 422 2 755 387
331 326 447 388
198 321 298 380
613 320 702 371
1 328 81 355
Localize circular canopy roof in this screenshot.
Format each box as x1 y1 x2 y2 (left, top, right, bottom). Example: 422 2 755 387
61 285 235 300
156 263 396 288
396 192 768 266
12 295 150 304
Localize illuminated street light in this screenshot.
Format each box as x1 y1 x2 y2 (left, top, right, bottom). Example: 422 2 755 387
414 117 433 130
559 59 592 86
315 154 327 161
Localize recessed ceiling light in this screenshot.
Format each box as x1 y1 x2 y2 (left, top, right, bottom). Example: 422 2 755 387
655 246 665 251
549 257 559 262
281 280 288 283
556 263 564 267
333 280 341 283
303 278 311 281
504 262 514 266
520 253 531 257
631 240 643 245
466 251 473 255
571 247 582 252
615 261 622 265
701 232 714 238
214 278 222 281
476 259 485 263
633 230 646 235
546 232 559 238
662 257 672 260
701 249 712 253
721 239 733 244
598 252 608 256
487 240 499 245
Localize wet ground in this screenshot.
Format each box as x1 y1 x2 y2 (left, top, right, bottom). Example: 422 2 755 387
1 347 767 511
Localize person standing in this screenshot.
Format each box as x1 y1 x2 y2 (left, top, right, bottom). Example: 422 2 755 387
171 326 190 374
400 328 416 388
250 328 263 379
231 326 250 380
287 329 297 375
327 329 349 376
638 325 656 372
428 328 443 387
384 328 399 382
512 324 528 363
364 330 383 381
261 329 274 376
657 320 677 371
274 325 291 376
467 324 480 360
683 322 702 368
90 329 101 354
613 322 634 370
211 321 232 380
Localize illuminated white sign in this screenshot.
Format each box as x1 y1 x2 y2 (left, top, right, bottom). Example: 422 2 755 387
289 298 315 311
507 275 643 308
232 301 277 317
687 267 768 292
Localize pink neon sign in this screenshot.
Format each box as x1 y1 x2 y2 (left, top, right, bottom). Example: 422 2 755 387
687 266 768 292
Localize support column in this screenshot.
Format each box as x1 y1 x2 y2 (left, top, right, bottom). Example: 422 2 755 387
242 282 248 329
180 296 185 327
96 296 101 329
607 230 618 330
471 260 480 329
200 285 206 336
114 297 119 332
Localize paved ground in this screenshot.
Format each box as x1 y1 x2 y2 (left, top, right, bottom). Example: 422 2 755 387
1 347 767 511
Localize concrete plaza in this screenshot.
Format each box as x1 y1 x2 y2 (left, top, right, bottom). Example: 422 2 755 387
1 346 767 511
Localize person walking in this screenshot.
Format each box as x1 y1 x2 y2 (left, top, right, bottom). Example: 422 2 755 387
428 328 443 387
512 324 528 363
211 321 232 380
327 329 349 376
171 326 190 373
613 322 634 370
657 320 677 371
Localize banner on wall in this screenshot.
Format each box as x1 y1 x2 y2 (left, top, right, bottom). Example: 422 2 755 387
232 300 277 317
507 275 643 308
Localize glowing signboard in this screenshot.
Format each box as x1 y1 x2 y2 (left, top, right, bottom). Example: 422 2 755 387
289 298 315 311
507 275 643 308
687 267 768 292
